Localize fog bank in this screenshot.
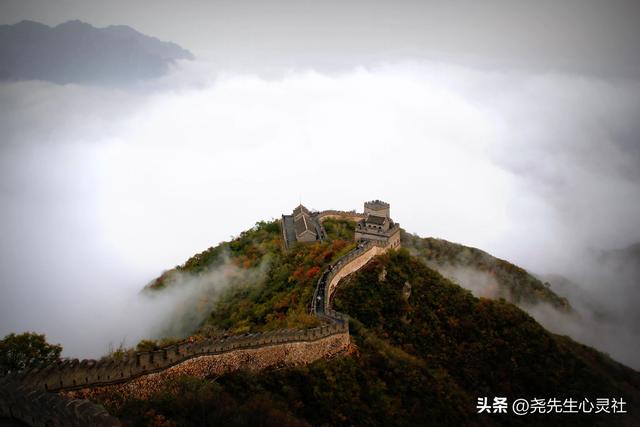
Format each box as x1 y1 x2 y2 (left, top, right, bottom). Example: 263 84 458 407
1 60 639 361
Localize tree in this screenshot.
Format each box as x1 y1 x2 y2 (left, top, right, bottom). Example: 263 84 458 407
0 332 62 373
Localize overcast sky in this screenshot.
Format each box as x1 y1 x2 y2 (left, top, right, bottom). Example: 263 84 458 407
3 0 640 78
1 1 639 362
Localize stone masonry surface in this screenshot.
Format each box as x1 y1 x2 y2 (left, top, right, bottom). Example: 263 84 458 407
62 333 349 403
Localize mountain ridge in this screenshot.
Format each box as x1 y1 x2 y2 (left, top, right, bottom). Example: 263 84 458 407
0 19 194 84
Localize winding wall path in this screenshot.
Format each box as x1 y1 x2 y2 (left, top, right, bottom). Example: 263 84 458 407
0 211 397 425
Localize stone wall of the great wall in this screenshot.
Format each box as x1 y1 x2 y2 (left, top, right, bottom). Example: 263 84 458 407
0 323 348 425
7 323 348 394
326 244 386 299
0 377 120 426
63 332 349 403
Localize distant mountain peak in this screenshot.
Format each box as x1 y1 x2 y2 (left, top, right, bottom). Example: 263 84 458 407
15 19 47 27
0 19 194 85
55 19 91 28
104 23 138 32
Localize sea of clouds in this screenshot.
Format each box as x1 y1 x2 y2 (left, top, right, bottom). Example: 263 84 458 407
1 59 638 363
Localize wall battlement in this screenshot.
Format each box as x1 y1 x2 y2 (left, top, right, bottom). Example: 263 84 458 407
9 323 347 393
0 376 120 426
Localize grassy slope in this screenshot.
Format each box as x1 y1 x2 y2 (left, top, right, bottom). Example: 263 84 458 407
110 246 639 426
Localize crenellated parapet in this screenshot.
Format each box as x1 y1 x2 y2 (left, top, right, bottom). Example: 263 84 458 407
7 323 348 395
0 375 120 426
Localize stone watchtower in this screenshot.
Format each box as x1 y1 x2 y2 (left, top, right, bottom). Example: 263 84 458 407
364 200 390 219
355 200 401 248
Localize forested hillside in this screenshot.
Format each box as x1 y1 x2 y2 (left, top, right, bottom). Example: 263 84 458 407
144 218 356 340
98 222 640 426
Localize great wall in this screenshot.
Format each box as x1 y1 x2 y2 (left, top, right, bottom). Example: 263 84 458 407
0 204 400 426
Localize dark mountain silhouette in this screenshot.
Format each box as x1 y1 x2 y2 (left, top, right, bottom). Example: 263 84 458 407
0 20 194 84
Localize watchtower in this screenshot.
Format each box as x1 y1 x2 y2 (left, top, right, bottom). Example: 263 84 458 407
355 200 401 248
364 200 390 219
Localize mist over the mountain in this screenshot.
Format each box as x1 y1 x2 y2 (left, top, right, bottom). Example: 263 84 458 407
0 1 639 366
0 20 193 84
434 249 640 369
535 243 640 368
